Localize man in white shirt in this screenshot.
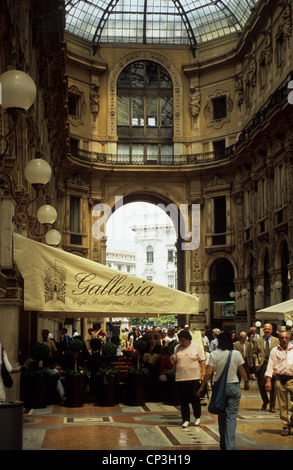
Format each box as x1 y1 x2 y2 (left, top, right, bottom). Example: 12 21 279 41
265 331 293 436
210 328 221 351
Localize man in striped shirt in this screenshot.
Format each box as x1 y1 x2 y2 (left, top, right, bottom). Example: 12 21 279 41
265 331 293 436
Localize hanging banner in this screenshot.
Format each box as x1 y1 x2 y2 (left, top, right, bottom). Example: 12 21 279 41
13 233 199 317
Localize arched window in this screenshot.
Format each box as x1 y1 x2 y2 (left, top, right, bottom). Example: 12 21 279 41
117 60 173 164
146 246 154 264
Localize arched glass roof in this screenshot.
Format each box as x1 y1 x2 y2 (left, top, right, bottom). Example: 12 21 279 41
65 0 258 55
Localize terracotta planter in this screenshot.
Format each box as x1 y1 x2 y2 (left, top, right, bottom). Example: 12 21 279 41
126 373 146 406
65 374 85 407
97 375 116 406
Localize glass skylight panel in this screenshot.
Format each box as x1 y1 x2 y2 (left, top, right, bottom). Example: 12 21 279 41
65 0 259 46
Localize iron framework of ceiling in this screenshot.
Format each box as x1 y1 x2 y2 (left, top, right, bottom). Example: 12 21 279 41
65 0 258 56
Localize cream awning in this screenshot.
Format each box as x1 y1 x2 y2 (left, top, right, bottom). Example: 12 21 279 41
13 233 199 318
255 299 293 323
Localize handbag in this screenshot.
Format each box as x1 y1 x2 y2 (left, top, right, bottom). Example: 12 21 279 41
208 351 232 415
1 356 13 388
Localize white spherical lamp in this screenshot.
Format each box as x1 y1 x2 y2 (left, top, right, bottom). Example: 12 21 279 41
24 159 52 186
0 70 36 111
37 205 57 224
45 229 61 246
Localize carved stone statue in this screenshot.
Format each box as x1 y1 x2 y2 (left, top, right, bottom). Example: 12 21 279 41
189 87 201 119
90 85 100 121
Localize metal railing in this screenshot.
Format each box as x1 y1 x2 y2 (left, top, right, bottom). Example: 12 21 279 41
70 147 235 166
69 80 289 167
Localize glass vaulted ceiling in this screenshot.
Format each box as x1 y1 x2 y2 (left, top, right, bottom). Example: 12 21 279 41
65 0 258 54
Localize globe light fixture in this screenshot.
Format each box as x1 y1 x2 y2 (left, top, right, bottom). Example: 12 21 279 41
24 158 52 188
0 70 37 111
45 229 61 246
0 70 37 158
37 205 57 224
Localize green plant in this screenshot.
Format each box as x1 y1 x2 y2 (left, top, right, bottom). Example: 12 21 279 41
68 338 84 372
97 364 119 385
127 367 149 376
31 342 50 362
64 367 89 377
68 338 84 352
101 341 117 364
133 338 149 369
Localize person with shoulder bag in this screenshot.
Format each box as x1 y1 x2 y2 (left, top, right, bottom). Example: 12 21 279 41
0 342 13 400
197 332 249 450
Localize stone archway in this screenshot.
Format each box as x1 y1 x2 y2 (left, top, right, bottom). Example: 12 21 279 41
104 191 189 294
209 257 235 328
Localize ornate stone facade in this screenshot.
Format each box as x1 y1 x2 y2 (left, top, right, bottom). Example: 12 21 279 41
1 1 293 400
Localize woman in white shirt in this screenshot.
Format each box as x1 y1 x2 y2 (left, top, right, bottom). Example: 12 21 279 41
171 330 206 428
198 332 249 450
0 342 13 401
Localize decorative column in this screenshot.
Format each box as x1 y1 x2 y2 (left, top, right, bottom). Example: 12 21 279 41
0 196 22 400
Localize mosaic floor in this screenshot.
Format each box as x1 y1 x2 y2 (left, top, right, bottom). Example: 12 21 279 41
22 381 292 453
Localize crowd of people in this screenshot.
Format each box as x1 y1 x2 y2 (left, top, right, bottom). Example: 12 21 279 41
199 323 293 447
1 321 293 450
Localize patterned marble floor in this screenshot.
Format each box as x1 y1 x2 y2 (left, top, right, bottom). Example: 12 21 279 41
22 381 293 453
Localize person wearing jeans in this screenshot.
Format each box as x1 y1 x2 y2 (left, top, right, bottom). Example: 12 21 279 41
265 331 293 436
218 382 242 450
198 332 249 450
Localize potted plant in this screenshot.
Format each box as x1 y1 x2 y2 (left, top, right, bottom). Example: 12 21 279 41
133 338 149 369
96 341 119 406
68 338 85 372
126 338 149 406
21 342 51 409
64 338 88 407
31 342 51 367
101 341 117 363
96 364 119 406
88 338 102 399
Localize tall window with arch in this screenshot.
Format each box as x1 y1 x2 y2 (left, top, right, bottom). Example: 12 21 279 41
117 60 173 164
